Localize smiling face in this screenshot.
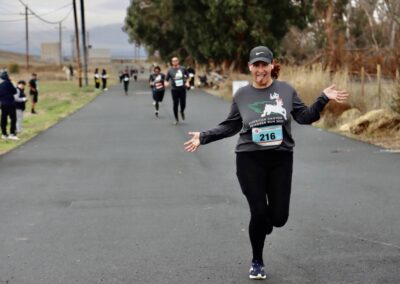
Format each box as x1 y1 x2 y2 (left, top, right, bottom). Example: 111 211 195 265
248 61 274 89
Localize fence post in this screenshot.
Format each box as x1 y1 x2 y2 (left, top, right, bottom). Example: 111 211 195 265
361 66 365 97
377 64 381 108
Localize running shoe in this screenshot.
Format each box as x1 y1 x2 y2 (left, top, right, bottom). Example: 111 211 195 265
174 120 179 125
1 135 8 140
181 111 185 120
155 110 159 117
8 134 20 141
249 260 266 280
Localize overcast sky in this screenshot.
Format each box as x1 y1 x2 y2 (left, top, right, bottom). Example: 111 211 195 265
0 0 131 30
0 0 139 58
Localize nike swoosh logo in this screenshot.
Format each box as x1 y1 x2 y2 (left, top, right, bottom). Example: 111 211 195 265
255 52 264 55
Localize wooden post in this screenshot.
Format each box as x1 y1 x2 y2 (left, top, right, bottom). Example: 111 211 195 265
361 66 365 97
377 64 381 108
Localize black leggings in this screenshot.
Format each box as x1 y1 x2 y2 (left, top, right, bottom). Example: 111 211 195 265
152 90 165 111
236 150 293 263
171 88 186 121
123 81 129 94
1 105 17 136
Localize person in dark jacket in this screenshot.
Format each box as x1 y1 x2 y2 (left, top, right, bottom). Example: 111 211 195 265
101 69 108 91
184 46 349 280
29 73 39 114
0 71 19 140
15 80 27 133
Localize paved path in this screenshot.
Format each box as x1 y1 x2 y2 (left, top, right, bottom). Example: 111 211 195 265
0 79 399 284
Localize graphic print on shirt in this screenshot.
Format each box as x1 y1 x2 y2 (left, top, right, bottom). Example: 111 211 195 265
247 92 286 147
154 74 164 89
261 92 287 119
174 70 184 87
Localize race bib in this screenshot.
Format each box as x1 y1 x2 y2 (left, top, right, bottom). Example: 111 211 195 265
252 125 283 146
124 77 129 82
155 82 164 89
175 79 184 87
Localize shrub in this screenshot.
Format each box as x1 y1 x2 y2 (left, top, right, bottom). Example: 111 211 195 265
388 75 400 114
8 63 20 74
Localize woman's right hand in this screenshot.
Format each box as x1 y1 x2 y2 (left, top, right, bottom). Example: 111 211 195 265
184 132 201 152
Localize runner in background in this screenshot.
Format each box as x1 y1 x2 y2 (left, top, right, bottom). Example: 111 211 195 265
165 57 190 124
149 66 166 117
120 69 130 96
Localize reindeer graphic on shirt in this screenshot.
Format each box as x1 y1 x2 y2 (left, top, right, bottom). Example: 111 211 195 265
261 92 287 119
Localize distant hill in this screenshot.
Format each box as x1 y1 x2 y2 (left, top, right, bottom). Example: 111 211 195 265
0 23 146 60
0 50 42 66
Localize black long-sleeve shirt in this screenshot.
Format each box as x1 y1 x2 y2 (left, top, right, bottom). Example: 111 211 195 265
200 80 329 152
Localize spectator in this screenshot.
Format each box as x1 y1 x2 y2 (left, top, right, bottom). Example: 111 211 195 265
187 66 196 89
29 73 39 114
101 69 108 91
14 80 27 133
94 68 101 89
0 71 19 140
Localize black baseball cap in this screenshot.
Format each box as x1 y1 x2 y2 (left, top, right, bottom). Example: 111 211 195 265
249 46 273 64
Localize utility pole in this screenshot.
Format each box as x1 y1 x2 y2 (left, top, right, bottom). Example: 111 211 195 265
58 22 63 66
80 0 88 86
24 5 30 71
70 35 75 61
73 0 82 87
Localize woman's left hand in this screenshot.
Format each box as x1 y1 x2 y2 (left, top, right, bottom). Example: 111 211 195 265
323 84 349 103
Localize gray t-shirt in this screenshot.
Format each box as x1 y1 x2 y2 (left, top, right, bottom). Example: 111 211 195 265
200 80 329 152
166 67 188 90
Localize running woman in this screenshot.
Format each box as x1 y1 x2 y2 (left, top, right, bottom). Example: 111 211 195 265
149 66 166 117
165 57 190 124
184 46 349 280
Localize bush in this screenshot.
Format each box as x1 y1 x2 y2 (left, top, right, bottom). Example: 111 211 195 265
8 63 20 74
388 75 400 114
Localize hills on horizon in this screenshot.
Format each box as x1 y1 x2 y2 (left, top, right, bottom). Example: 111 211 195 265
0 23 146 59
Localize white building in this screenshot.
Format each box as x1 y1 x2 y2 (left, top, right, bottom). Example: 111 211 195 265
41 42 61 64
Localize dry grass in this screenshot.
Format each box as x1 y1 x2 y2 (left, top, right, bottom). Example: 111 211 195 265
204 64 400 149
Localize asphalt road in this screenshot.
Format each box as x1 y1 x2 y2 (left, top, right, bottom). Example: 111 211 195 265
0 78 399 284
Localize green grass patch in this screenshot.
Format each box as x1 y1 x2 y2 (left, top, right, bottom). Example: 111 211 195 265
0 80 102 155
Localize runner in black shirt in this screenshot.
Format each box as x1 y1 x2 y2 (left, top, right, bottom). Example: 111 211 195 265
120 69 130 96
149 66 166 117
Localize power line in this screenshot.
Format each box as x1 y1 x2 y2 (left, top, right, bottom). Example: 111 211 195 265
18 0 72 25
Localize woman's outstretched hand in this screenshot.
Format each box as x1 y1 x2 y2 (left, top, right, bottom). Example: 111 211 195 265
184 132 201 152
323 84 349 103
